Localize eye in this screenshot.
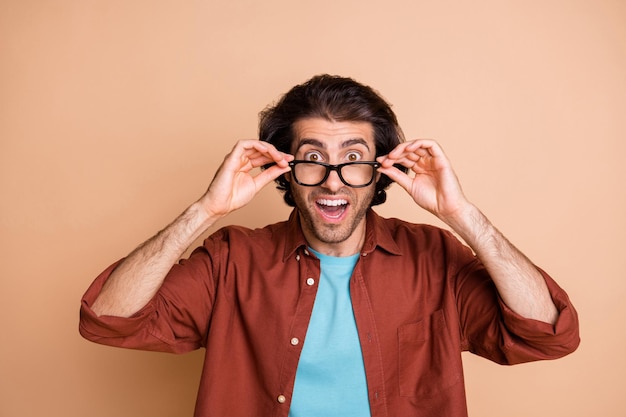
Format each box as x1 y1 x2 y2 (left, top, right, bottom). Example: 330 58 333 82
346 151 362 162
303 151 324 162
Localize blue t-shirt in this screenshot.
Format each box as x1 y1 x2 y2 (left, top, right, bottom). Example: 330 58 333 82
289 249 370 417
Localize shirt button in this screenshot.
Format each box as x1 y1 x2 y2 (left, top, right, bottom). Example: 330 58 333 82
306 278 315 286
295 255 300 261
277 394 286 404
290 337 300 346
304 249 310 256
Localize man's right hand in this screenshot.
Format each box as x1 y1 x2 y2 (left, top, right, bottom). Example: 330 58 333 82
90 140 292 318
200 140 293 220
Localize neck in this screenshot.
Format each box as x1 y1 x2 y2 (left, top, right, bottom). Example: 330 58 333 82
300 217 367 257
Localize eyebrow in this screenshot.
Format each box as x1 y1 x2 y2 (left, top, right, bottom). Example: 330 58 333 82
295 138 371 151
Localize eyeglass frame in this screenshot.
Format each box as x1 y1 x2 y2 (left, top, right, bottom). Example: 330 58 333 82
288 160 381 188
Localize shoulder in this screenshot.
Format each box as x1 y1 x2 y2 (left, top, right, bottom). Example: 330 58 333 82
374 212 459 244
368 211 472 263
205 220 290 247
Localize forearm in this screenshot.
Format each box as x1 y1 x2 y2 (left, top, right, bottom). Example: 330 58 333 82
87 140 292 318
445 204 559 325
90 201 220 318
377 139 559 324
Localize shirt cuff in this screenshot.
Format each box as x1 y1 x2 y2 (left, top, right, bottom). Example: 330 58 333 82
78 260 155 344
499 270 580 355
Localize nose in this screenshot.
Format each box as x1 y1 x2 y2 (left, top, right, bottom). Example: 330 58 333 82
322 168 344 191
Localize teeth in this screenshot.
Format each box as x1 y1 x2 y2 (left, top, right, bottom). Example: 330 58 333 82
317 199 347 207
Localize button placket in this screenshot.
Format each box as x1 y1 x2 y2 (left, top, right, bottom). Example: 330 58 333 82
275 248 319 413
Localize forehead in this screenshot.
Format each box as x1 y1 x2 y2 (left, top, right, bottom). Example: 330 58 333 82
291 118 375 152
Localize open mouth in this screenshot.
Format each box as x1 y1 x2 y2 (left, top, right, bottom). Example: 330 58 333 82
316 198 348 220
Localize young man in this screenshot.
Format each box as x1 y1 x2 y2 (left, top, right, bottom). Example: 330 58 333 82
80 75 579 417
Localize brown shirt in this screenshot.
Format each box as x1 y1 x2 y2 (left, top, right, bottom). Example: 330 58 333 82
79 209 580 417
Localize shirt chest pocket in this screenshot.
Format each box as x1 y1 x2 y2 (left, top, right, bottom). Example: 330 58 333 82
397 309 464 398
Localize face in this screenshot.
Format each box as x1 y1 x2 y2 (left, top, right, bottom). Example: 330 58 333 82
288 117 378 256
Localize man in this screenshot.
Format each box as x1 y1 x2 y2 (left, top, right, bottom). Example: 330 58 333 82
80 74 580 417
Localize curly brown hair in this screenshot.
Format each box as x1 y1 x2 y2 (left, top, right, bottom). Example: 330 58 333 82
259 74 406 207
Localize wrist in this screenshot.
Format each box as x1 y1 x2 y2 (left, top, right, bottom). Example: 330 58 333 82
189 200 223 231
442 203 490 243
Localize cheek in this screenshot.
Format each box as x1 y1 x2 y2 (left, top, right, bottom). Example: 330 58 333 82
289 182 307 203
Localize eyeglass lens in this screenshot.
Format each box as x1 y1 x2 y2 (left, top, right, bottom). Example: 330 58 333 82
292 162 376 187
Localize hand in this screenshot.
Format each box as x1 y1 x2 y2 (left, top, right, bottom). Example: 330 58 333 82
377 139 469 223
380 140 559 324
200 140 293 218
91 139 293 318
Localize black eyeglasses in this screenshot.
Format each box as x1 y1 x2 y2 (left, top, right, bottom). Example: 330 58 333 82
288 160 380 188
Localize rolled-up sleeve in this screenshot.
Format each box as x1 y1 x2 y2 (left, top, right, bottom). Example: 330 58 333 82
79 243 218 354
495 269 581 361
79 260 166 350
454 247 580 364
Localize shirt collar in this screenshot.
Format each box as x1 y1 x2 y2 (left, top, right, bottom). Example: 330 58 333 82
282 208 403 262
282 209 308 261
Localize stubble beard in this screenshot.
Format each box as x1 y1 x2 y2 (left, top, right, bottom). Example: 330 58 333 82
291 185 375 245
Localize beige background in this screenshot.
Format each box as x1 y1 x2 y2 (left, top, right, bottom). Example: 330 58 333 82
1 0 624 416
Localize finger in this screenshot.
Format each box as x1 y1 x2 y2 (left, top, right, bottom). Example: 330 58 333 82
377 165 415 191
397 140 438 159
232 140 293 171
382 140 450 174
253 163 292 189
243 141 294 168
378 153 427 171
379 156 414 170
247 155 293 172
379 139 433 165
407 140 449 162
